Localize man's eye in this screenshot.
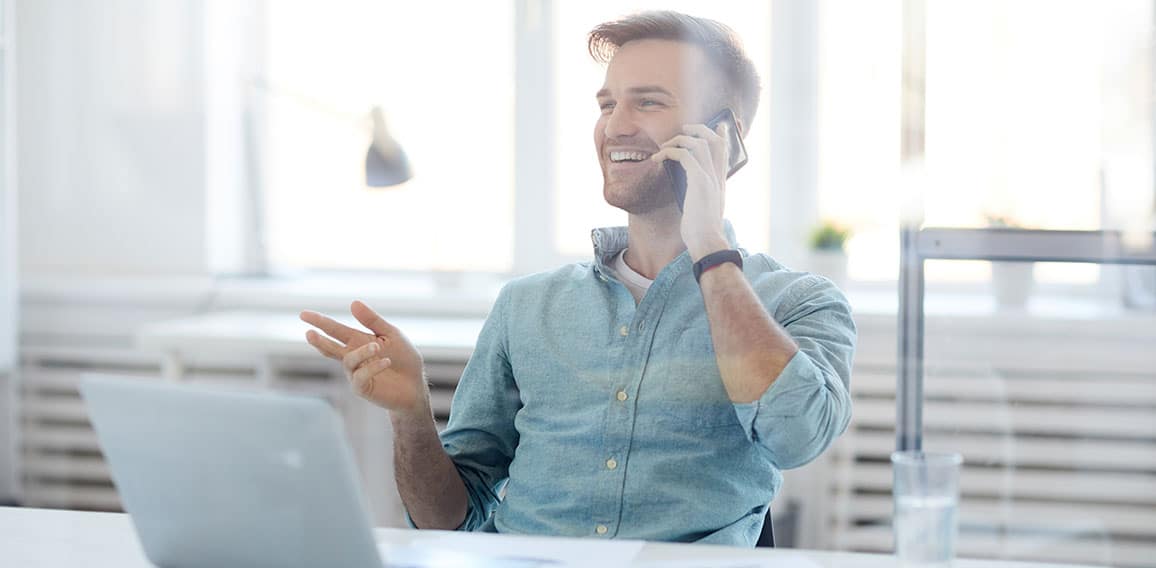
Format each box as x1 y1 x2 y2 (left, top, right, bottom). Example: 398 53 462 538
599 102 615 113
639 99 663 108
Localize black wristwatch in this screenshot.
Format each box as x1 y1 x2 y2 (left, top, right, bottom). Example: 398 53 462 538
692 249 743 283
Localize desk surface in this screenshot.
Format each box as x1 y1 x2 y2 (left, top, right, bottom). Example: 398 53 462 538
1 507 1099 568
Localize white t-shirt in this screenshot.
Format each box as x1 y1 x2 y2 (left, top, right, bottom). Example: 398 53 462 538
611 248 653 304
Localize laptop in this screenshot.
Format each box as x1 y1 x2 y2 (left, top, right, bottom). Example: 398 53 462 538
80 374 386 568
80 375 640 567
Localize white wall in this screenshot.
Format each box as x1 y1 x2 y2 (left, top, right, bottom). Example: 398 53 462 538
1 0 18 503
16 0 218 276
8 0 253 503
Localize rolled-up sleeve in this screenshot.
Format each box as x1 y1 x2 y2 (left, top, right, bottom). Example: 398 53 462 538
404 285 521 531
732 275 856 469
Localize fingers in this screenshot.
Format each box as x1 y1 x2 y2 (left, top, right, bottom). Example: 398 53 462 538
661 133 710 153
350 300 399 340
300 310 358 344
682 124 728 175
682 123 724 143
654 135 719 184
342 342 381 374
305 329 346 360
351 356 393 396
651 146 707 180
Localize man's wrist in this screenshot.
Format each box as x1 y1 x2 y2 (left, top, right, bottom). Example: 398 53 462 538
389 400 437 432
693 249 743 284
688 235 730 262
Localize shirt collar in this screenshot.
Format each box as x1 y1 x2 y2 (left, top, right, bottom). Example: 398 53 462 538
590 220 740 275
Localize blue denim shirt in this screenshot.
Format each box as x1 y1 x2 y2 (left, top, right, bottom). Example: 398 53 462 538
432 223 855 546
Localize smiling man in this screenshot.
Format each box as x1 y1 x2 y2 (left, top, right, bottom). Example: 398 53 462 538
301 11 855 546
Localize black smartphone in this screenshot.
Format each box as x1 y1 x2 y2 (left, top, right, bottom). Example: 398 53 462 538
664 108 749 211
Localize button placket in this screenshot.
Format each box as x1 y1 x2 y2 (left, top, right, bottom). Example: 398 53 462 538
599 299 661 537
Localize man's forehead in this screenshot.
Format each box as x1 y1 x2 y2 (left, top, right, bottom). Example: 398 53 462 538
598 39 709 96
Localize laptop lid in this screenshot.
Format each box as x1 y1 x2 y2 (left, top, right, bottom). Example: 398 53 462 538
79 374 383 568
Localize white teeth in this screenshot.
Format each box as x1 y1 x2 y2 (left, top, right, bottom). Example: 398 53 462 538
610 151 650 163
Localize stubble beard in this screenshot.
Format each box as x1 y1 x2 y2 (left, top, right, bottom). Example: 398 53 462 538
602 165 673 215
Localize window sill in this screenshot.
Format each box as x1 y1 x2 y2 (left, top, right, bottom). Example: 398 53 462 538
21 271 504 318
21 272 1153 328
211 272 504 317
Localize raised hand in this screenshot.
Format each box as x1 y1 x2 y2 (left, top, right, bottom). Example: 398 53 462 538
300 300 428 416
650 123 731 260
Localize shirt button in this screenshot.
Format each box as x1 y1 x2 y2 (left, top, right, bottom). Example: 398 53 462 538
596 524 608 535
637 320 646 332
618 325 629 337
606 458 618 470
616 391 628 402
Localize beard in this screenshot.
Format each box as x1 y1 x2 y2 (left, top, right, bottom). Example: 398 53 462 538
601 162 675 215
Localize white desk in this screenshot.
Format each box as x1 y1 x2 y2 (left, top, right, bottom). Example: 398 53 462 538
0 507 1099 568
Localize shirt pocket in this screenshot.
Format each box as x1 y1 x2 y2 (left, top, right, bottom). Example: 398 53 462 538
650 398 740 432
642 358 740 432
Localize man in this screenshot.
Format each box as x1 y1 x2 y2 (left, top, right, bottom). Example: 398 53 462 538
301 11 854 546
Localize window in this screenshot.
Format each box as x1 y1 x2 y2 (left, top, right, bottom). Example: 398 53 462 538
258 1 1152 285
261 1 515 273
261 1 772 276
818 0 1154 285
816 0 903 282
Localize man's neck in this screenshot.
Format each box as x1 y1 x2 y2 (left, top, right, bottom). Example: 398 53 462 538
623 207 687 280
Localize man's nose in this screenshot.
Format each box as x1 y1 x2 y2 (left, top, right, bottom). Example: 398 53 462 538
603 106 639 139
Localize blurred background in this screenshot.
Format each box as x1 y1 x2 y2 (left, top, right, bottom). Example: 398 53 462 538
0 0 1154 565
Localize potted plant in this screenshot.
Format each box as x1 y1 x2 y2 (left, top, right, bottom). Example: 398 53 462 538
808 221 851 288
984 212 1034 309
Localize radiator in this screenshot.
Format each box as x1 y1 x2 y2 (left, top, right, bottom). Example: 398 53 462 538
17 343 464 514
824 315 1156 568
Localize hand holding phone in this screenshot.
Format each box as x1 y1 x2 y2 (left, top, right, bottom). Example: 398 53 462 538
663 108 748 211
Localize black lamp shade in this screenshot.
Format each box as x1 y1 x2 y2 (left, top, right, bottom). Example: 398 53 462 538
365 106 412 188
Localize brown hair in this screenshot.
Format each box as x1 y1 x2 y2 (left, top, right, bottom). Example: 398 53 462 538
588 10 761 133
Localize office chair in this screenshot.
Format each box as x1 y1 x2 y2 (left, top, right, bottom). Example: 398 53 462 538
756 508 775 548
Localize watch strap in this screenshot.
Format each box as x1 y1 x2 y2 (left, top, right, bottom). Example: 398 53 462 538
693 249 743 283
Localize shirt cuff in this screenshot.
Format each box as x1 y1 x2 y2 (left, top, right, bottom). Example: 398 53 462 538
732 350 825 440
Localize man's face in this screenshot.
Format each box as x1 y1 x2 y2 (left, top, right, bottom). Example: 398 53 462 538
594 39 718 214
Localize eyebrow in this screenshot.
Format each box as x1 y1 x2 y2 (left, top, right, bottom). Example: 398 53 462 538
595 86 676 99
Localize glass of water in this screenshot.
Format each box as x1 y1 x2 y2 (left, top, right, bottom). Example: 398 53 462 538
891 450 964 566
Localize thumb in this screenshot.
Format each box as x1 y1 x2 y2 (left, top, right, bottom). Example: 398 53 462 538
350 300 398 338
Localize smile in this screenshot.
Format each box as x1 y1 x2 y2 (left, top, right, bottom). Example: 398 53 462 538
609 151 652 163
